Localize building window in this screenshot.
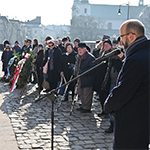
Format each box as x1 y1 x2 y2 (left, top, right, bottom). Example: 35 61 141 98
108 22 112 29
84 8 87 14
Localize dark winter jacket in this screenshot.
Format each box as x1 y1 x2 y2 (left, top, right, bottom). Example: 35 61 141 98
58 43 66 54
61 50 77 81
104 36 149 149
92 48 101 58
93 49 123 93
73 47 78 53
1 50 13 72
12 45 22 54
35 50 44 69
80 51 95 88
43 46 62 83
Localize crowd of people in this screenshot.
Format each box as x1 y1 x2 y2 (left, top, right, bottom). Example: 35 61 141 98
1 34 124 132
1 19 149 149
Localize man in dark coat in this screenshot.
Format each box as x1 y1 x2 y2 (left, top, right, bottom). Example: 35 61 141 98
43 40 62 91
12 41 22 54
22 39 32 58
1 45 13 75
75 43 95 113
35 44 44 92
92 41 103 58
73 38 80 52
104 20 149 149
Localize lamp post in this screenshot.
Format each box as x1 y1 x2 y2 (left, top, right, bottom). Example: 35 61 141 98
118 2 130 20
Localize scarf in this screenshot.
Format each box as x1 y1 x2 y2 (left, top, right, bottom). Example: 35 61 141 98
74 53 86 76
48 49 54 71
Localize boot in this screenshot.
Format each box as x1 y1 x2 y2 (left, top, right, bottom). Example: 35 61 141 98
105 121 114 133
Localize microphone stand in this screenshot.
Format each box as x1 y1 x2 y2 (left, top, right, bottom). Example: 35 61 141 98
35 60 106 150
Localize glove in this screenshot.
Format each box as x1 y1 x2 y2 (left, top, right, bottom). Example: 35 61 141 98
68 63 75 69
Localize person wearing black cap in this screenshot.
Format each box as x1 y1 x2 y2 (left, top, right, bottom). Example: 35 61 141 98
61 37 69 53
35 44 44 92
26 39 32 53
112 40 118 49
1 45 13 76
94 39 124 133
92 41 103 58
75 43 95 113
12 41 22 54
73 38 80 52
3 40 10 49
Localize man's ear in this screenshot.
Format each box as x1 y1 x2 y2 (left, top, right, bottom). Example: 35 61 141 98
129 33 136 42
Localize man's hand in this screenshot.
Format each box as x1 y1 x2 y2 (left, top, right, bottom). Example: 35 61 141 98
118 52 124 58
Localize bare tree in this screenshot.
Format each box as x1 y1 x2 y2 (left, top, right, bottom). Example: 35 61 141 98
70 16 105 41
139 6 150 38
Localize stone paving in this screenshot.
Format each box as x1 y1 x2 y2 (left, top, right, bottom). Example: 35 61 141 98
0 51 113 150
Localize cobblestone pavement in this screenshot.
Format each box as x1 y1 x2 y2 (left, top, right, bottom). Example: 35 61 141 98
0 51 113 150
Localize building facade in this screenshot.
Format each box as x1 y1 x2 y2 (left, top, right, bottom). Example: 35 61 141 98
71 0 149 39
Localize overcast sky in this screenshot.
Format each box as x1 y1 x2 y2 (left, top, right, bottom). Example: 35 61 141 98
0 0 149 25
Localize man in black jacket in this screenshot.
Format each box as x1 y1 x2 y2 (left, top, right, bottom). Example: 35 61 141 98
104 19 149 149
75 43 95 113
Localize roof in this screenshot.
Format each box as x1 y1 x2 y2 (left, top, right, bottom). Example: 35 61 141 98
0 16 9 23
90 4 148 20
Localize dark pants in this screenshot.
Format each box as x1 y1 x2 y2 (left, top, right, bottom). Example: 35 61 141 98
77 79 93 110
99 90 109 110
37 68 43 90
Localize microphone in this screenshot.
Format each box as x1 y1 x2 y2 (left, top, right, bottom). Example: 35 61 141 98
93 48 121 63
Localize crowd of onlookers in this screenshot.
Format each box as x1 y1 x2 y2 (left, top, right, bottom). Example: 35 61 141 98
1 35 125 133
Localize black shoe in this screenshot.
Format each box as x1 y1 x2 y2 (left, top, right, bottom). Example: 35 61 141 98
98 111 106 117
80 108 91 113
76 107 83 111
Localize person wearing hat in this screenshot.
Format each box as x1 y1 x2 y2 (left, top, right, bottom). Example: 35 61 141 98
26 39 32 53
1 45 13 76
57 39 65 54
43 40 62 92
93 39 124 133
74 43 95 113
112 40 118 49
92 41 103 58
102 35 110 41
61 36 69 54
35 44 44 92
3 40 10 48
73 38 80 52
12 41 22 54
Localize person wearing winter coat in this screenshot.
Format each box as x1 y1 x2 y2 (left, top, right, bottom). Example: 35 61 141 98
75 43 95 113
12 41 22 54
1 45 13 76
35 44 44 92
43 40 62 92
104 20 149 149
61 42 77 101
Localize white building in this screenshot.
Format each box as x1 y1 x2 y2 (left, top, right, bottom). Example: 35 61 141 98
72 0 149 39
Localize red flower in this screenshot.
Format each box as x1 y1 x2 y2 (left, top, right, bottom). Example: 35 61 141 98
18 77 21 80
11 72 13 74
